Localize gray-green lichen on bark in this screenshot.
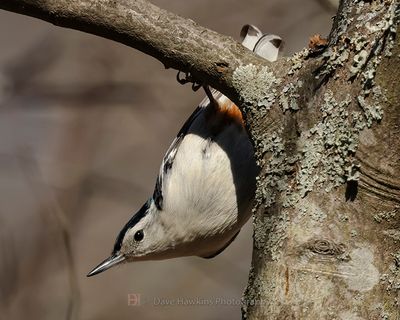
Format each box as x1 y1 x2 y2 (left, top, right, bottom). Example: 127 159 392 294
235 0 400 319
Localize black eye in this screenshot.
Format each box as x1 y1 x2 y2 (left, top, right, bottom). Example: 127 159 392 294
134 230 144 242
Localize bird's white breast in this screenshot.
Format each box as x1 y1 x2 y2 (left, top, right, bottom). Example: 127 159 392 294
161 108 257 249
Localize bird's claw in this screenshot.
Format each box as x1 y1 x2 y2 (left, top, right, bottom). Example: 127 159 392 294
176 71 202 91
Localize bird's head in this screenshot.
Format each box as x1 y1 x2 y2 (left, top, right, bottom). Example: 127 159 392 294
87 199 173 277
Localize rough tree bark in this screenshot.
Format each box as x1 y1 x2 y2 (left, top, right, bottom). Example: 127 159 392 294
1 0 399 319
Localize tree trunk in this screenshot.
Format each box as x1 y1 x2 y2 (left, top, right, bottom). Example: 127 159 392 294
0 1 399 319
242 1 400 318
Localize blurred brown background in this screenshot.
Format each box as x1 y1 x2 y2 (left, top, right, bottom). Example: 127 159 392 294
0 1 335 319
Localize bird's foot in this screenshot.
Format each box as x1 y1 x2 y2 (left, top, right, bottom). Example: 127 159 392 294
176 71 202 91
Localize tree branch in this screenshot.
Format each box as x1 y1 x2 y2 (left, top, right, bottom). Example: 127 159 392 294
0 0 275 103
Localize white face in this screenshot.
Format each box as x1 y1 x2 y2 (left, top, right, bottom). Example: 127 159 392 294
87 201 172 277
118 210 169 261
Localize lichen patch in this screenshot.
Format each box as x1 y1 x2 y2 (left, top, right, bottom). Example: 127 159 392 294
232 64 280 113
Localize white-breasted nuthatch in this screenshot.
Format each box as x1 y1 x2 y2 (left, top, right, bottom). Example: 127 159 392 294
87 25 282 277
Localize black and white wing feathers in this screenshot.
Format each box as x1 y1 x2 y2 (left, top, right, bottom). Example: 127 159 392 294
152 93 216 210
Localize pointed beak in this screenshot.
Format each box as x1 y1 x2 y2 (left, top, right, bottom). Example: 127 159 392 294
87 254 126 277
